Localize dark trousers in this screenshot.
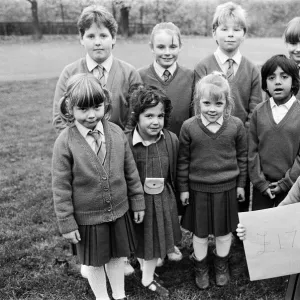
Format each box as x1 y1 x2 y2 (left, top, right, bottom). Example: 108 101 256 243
238 177 251 212
252 187 288 210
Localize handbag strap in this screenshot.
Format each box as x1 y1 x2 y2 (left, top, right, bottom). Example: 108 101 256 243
145 142 163 178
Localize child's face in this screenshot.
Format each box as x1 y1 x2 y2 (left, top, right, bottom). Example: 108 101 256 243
213 19 245 57
266 66 293 105
151 31 181 69
137 102 165 142
73 104 105 130
200 92 226 123
286 42 300 64
80 22 116 64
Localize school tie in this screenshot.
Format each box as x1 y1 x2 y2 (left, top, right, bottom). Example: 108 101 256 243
226 59 234 82
88 130 106 164
162 69 171 82
97 65 106 87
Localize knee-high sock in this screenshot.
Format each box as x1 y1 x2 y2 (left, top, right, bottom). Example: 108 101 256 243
141 258 158 287
193 235 208 261
215 233 232 257
84 265 109 300
137 257 144 271
106 257 126 300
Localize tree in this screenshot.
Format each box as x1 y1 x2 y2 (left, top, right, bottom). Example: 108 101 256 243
114 0 132 37
26 0 42 39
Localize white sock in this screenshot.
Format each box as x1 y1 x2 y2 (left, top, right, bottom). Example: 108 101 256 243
216 233 232 257
141 258 158 287
193 235 208 261
85 265 109 300
106 257 126 300
137 257 144 271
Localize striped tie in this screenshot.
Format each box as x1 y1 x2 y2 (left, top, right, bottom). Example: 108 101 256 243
88 130 106 164
162 69 171 82
226 59 234 82
97 65 106 87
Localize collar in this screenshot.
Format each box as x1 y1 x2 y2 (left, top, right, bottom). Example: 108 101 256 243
215 47 242 66
86 53 113 73
75 120 104 138
153 60 177 78
201 114 224 126
270 95 296 109
132 127 164 146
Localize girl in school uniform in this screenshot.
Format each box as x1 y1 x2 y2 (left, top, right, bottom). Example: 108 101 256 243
126 85 182 297
177 72 247 289
52 73 145 300
249 55 300 211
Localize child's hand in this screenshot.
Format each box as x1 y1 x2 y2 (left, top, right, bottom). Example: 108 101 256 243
269 182 282 195
180 192 189 206
62 230 81 244
236 187 245 202
236 223 246 241
263 188 275 199
134 211 145 224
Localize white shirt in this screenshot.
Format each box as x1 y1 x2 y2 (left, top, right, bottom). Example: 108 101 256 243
201 114 224 133
86 54 113 85
132 127 164 146
214 47 242 76
153 60 177 80
270 95 296 124
75 120 105 153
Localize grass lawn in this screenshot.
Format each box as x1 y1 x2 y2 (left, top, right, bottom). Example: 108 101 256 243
0 78 288 299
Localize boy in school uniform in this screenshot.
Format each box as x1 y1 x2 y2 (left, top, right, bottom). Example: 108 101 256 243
53 5 141 134
194 1 262 212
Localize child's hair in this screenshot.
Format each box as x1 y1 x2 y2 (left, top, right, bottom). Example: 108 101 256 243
129 84 173 128
77 5 118 38
59 73 112 123
150 22 182 47
261 54 300 97
284 17 300 44
212 1 247 33
194 71 234 119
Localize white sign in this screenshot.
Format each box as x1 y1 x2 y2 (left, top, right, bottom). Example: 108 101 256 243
239 203 300 281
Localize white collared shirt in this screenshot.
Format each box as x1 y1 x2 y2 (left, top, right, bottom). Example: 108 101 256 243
201 114 224 133
214 47 242 76
75 120 105 153
132 127 164 146
270 95 296 124
153 60 177 80
86 54 113 85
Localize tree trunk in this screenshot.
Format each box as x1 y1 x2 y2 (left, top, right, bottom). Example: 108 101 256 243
27 0 42 40
120 6 130 37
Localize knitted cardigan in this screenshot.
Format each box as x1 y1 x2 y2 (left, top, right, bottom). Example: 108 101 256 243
138 64 195 137
177 115 247 193
53 57 141 133
248 99 300 193
194 54 262 129
52 119 145 234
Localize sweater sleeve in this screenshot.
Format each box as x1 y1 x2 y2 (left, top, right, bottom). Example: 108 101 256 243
248 108 269 193
52 132 78 234
235 120 248 187
245 66 262 130
279 177 300 206
53 66 70 134
177 122 191 192
123 133 145 212
278 148 300 192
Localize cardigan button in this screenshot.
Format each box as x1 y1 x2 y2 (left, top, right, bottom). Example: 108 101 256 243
103 187 109 191
102 176 107 180
107 207 112 212
105 198 110 203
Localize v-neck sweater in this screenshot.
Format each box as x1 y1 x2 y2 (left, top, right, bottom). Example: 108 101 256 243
177 115 247 193
53 57 141 133
138 64 195 137
52 119 145 234
194 54 262 129
248 99 300 193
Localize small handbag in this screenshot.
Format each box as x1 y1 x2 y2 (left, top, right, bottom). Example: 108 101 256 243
143 143 165 195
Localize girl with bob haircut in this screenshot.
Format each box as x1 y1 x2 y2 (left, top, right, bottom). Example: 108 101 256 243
52 73 145 300
249 54 300 211
126 85 182 298
177 72 247 289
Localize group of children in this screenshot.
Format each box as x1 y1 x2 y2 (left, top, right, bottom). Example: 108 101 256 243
51 2 300 299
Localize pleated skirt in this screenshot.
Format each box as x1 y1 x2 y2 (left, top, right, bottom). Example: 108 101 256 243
181 187 239 238
73 211 137 267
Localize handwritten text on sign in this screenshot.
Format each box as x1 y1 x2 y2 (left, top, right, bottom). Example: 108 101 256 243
239 203 300 281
